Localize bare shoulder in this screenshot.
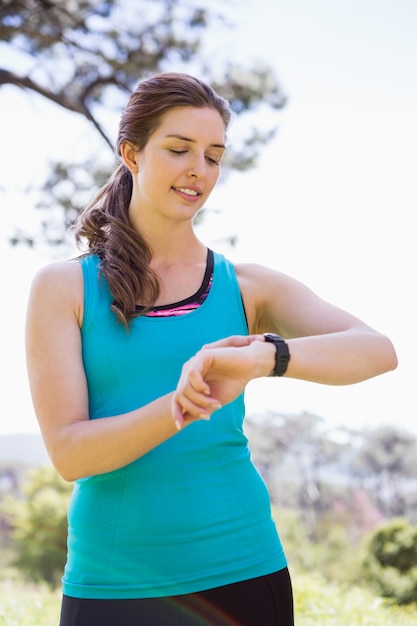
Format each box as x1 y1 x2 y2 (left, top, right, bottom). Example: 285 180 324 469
234 261 308 303
29 259 84 325
233 262 298 334
234 262 295 287
32 258 83 284
233 261 365 337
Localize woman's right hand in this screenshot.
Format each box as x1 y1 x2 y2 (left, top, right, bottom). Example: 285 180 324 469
171 335 275 429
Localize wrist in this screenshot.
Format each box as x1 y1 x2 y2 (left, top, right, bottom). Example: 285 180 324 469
247 340 276 379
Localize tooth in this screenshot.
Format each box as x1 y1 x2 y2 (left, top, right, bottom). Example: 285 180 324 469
177 187 197 196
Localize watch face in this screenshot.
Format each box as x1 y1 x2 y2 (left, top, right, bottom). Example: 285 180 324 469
264 333 280 341
264 333 284 344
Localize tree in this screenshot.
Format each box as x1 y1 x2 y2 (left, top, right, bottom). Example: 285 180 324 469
363 518 417 605
1 0 286 246
352 426 417 518
245 411 348 526
5 466 72 586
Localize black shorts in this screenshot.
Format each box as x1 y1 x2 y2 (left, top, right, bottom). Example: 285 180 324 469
59 567 294 626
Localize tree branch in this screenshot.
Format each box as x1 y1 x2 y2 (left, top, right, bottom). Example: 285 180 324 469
0 68 114 150
0 68 75 110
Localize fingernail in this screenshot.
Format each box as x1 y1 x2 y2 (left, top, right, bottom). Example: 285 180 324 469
175 420 182 431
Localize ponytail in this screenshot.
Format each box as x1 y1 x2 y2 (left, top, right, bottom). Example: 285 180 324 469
74 72 231 327
75 164 160 329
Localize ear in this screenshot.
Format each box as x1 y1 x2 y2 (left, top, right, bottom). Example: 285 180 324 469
120 141 139 173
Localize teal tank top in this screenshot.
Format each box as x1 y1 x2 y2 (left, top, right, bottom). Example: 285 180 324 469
62 251 287 599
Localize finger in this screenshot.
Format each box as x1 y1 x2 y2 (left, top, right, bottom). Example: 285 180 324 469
249 334 266 343
187 367 211 396
179 385 222 417
173 394 221 428
171 398 185 431
201 335 254 350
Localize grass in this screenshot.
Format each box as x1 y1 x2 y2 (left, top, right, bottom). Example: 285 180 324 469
0 572 416 625
0 579 60 626
293 571 417 626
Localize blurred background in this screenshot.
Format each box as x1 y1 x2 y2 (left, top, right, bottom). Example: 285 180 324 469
1 0 415 439
1 2 417 621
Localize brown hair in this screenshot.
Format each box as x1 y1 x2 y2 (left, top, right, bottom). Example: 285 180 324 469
75 73 231 327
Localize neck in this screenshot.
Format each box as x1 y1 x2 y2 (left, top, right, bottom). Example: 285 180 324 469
135 222 206 265
152 238 207 267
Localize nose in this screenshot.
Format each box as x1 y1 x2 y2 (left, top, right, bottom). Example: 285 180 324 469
187 153 207 178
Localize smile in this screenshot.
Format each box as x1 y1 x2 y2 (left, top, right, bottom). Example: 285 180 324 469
173 187 200 197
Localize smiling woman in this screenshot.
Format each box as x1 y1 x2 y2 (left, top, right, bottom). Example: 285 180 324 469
74 73 231 325
25 72 397 626
123 106 226 227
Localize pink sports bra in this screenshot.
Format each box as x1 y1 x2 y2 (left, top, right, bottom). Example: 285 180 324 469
137 249 214 318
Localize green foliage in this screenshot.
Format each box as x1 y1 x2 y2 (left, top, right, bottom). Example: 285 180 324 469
293 570 417 626
1 463 417 622
0 579 60 626
274 507 364 586
5 467 72 588
363 518 417 605
1 574 416 626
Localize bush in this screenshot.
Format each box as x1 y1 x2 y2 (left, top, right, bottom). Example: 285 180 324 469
4 467 72 587
363 518 417 605
1 573 417 626
273 507 364 586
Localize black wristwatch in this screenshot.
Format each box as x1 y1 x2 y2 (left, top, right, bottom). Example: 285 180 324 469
263 333 290 377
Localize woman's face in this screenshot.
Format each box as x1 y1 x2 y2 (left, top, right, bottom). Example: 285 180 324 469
130 106 226 224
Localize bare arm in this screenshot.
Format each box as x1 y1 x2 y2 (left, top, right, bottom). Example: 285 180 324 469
25 262 219 481
236 263 398 385
172 264 397 422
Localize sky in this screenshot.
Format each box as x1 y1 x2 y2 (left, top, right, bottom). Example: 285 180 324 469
0 0 416 437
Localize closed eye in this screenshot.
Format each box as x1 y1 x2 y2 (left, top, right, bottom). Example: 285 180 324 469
206 156 220 166
169 149 221 166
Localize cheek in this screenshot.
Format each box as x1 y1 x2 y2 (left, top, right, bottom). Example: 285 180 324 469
209 168 221 188
138 159 164 186
154 154 182 179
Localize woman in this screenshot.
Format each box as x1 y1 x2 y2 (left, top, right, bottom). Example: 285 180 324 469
26 72 397 626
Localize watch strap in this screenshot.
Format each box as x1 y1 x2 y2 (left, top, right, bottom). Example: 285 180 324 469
263 333 290 377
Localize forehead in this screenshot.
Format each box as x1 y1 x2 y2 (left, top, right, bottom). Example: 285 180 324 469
154 106 226 145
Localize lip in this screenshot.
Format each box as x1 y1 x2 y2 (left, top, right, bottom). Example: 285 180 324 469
172 186 202 202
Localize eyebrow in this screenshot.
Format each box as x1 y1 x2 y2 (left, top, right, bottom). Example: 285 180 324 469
165 134 226 150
